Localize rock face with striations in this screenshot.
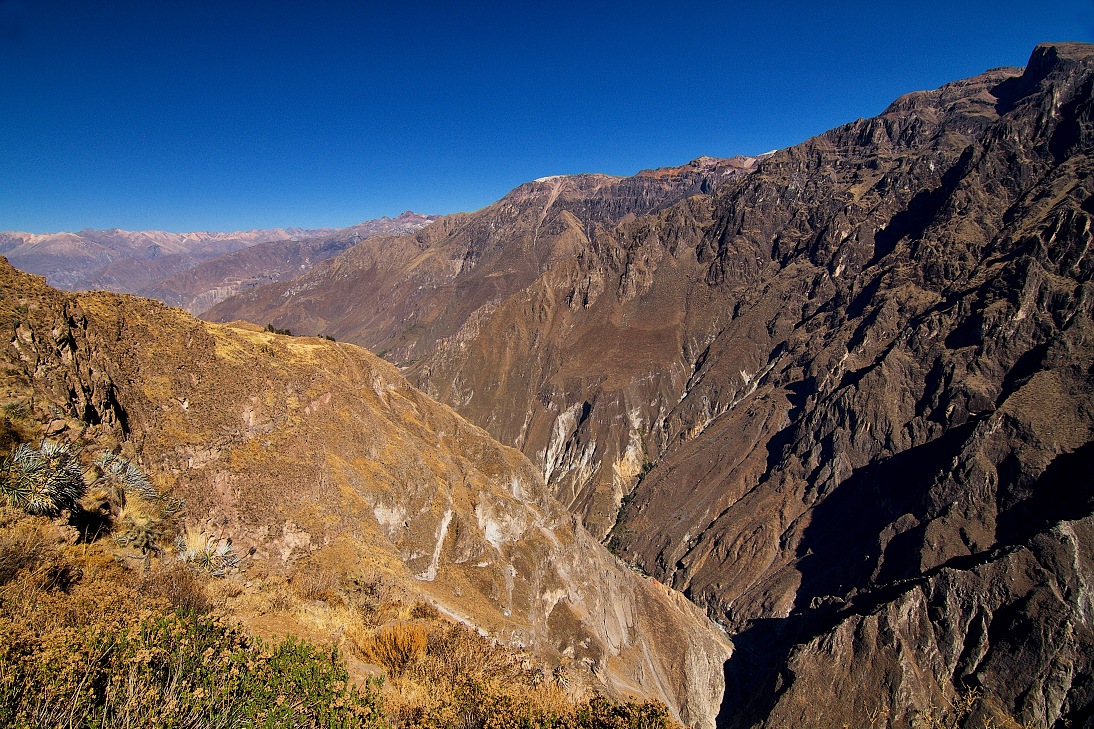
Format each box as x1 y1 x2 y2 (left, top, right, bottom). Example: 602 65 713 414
205 43 1094 727
0 257 730 728
205 157 758 532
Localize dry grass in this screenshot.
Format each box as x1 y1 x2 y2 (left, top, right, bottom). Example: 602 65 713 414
139 563 211 615
0 507 384 729
911 688 1035 729
174 525 238 576
289 563 344 602
0 511 53 586
355 621 430 678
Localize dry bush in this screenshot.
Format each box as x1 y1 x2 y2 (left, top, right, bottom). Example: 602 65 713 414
425 622 519 684
0 514 52 586
0 509 83 608
113 500 170 555
290 565 343 602
410 600 439 620
0 416 21 455
352 573 403 626
139 564 210 615
361 621 430 678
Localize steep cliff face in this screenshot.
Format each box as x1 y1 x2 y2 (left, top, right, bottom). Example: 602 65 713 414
613 43 1094 727
203 43 1094 726
0 258 730 728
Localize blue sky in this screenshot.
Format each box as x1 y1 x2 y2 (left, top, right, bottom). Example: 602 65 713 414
2 1 1092 233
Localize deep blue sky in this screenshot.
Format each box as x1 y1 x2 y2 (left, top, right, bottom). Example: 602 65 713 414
2 1 1092 233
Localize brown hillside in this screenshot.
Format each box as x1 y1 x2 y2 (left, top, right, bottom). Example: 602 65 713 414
0 257 729 728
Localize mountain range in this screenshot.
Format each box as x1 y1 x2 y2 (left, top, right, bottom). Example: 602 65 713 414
204 42 1094 727
3 41 1093 729
0 211 437 315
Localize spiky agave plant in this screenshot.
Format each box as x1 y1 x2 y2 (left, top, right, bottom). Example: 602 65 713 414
175 526 239 577
0 441 86 516
95 452 161 502
94 452 183 555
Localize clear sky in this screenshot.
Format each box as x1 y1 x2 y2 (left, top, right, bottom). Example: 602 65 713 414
2 0 1092 233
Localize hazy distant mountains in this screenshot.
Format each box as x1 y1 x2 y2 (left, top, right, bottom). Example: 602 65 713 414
0 211 437 314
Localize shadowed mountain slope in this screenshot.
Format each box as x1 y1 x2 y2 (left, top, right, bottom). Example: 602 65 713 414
0 257 730 728
205 43 1094 727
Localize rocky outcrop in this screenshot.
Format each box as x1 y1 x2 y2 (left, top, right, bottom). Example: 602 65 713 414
0 257 730 728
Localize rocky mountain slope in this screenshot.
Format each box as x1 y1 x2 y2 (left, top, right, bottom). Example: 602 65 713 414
204 156 756 355
0 257 729 728
205 43 1094 727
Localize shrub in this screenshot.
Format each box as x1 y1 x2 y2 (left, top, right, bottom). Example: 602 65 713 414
0 441 85 516
112 500 171 555
574 695 675 729
139 564 211 615
362 621 430 678
0 515 52 586
0 608 385 728
291 565 344 602
94 451 160 502
92 452 180 556
424 622 517 684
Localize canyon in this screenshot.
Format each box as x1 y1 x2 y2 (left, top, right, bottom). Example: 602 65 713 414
4 40 1093 728
203 43 1094 727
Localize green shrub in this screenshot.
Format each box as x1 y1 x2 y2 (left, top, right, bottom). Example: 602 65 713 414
0 609 386 728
